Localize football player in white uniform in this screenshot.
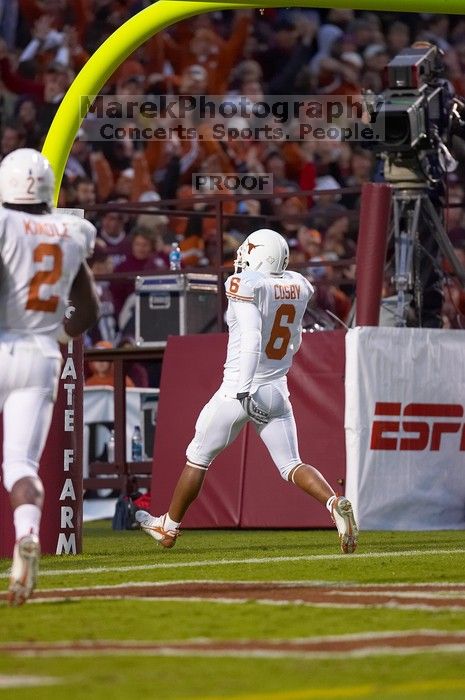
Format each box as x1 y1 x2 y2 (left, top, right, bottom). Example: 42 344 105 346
137 228 358 554
0 148 99 605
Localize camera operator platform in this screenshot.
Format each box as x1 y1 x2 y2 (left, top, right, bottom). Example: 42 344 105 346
368 43 465 327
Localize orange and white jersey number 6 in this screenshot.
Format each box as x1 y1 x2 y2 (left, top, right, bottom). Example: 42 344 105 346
265 303 296 360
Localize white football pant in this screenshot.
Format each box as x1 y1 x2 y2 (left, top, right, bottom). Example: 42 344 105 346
186 379 302 480
0 337 60 492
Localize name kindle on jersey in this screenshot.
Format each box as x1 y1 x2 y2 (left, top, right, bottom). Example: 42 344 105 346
23 219 70 240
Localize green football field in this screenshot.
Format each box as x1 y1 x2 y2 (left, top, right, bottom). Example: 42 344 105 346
1 524 465 699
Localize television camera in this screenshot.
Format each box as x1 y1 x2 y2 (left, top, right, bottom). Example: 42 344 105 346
363 44 465 327
367 44 463 185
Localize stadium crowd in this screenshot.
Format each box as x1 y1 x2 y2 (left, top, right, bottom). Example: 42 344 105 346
1 2 465 344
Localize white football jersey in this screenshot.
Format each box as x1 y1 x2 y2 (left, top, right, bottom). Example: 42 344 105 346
0 207 96 337
223 268 314 388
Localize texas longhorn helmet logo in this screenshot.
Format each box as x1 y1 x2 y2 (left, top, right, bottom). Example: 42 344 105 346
247 242 263 254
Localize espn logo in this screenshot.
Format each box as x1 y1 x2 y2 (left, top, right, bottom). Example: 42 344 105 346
370 402 465 451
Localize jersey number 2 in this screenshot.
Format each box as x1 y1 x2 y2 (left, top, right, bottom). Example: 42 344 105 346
26 243 63 312
265 304 296 360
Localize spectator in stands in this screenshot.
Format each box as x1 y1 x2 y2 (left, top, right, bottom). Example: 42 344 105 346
309 255 352 324
0 0 19 49
228 59 263 93
420 14 450 52
341 147 375 209
386 20 411 56
85 341 135 388
279 195 308 251
15 99 41 149
85 245 119 348
159 10 252 94
255 14 318 95
97 209 131 269
297 226 323 262
231 199 263 239
135 193 170 257
323 215 357 260
312 141 346 184
363 43 389 73
0 124 25 160
257 16 299 83
264 150 298 192
117 337 150 388
307 176 348 233
309 22 344 79
18 15 72 72
65 133 91 182
322 50 364 97
71 176 96 209
37 61 73 133
179 229 206 268
111 228 168 318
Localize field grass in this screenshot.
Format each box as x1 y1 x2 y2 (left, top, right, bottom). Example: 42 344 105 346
1 524 465 699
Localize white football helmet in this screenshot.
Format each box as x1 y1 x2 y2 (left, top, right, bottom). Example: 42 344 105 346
0 148 54 207
235 228 289 276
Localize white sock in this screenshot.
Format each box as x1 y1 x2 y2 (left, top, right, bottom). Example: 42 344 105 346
165 513 181 531
13 504 41 541
326 495 337 513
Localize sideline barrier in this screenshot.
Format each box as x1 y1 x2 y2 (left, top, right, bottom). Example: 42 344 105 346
345 327 465 530
0 340 84 557
153 327 465 531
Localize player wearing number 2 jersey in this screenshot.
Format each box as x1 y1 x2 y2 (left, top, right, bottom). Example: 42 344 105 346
0 149 99 606
137 228 358 554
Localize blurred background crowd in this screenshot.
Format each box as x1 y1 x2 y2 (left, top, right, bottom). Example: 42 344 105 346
2 1 465 350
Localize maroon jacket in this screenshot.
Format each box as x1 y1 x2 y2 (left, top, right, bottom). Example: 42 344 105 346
0 58 45 101
110 253 169 316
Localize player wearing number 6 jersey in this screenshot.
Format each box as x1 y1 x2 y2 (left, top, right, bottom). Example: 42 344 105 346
137 228 358 554
0 149 99 605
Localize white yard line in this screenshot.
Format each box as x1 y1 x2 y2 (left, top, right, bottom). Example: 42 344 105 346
1 547 464 580
0 674 60 688
31 579 465 592
14 579 465 610
329 589 465 599
10 644 465 659
4 631 465 660
2 629 451 647
24 594 465 612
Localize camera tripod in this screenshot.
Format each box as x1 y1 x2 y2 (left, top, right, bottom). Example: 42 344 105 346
387 186 465 327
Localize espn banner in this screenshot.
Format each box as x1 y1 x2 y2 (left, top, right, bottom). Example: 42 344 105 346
345 327 465 530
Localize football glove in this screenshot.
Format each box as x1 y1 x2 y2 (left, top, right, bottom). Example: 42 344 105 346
236 392 270 426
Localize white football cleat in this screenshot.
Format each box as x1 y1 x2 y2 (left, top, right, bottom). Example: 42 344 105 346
135 511 179 549
332 497 358 554
8 534 40 606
